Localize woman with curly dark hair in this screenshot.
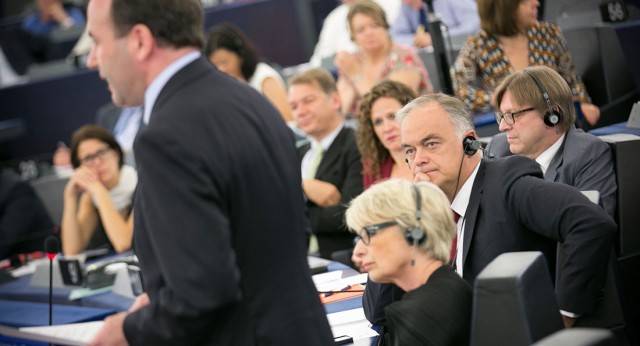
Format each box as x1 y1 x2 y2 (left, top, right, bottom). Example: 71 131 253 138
357 80 417 189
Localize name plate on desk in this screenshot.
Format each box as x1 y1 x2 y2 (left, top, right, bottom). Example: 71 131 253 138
59 258 84 286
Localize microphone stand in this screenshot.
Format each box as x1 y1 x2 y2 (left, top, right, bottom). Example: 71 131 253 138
44 236 59 326
422 0 452 93
49 255 53 325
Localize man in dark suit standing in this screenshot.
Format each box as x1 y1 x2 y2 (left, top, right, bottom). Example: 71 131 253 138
487 66 617 218
85 0 333 345
288 68 363 259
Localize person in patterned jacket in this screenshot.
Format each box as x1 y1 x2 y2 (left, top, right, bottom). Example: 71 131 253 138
450 0 600 126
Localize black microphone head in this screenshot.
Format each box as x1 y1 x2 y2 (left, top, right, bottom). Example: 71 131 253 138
45 236 60 257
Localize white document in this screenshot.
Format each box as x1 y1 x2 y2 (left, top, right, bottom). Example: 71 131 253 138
331 321 379 340
0 321 103 346
308 255 332 269
327 308 378 340
312 270 343 286
316 273 368 292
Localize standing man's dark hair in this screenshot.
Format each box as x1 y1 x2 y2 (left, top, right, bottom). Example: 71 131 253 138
110 0 205 48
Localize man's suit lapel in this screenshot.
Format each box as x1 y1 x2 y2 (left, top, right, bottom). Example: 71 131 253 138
298 143 311 165
462 161 485 267
315 127 347 178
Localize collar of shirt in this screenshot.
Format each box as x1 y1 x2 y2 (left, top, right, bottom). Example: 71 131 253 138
115 107 142 152
535 133 565 175
301 123 344 177
143 51 201 125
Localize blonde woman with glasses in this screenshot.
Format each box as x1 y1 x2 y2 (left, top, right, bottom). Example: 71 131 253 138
346 179 471 345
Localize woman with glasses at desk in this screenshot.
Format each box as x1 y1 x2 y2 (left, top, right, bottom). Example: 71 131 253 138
345 179 471 346
61 125 137 255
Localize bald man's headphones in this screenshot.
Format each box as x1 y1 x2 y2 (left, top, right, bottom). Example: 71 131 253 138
463 136 481 156
405 185 426 245
525 70 561 127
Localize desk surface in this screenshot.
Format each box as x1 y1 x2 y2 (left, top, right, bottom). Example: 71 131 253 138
590 121 640 136
0 300 115 328
0 274 133 311
0 256 371 343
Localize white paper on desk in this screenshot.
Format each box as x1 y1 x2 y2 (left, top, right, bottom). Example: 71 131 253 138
316 273 368 292
312 270 343 285
332 321 378 340
327 307 367 326
0 321 104 346
10 257 48 277
327 308 378 340
308 256 332 269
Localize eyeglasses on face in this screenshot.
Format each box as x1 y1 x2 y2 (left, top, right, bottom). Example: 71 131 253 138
494 107 535 125
359 221 398 245
79 147 112 166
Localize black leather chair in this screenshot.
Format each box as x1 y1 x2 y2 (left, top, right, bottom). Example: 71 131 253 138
30 174 69 228
471 251 563 346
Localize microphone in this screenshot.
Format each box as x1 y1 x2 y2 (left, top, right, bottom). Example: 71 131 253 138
44 236 59 326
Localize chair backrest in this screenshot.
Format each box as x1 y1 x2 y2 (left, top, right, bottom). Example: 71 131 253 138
562 25 635 107
599 136 640 256
417 48 442 93
533 328 616 346
472 251 563 346
30 174 69 227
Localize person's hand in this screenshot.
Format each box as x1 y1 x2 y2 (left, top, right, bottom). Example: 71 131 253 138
412 165 433 184
128 293 149 312
47 1 72 26
89 312 129 346
53 142 72 167
413 30 432 48
302 179 341 207
580 103 600 126
67 166 105 197
334 51 361 82
562 315 576 328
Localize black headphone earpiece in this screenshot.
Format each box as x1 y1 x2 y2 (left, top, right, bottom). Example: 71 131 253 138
525 70 561 127
462 136 481 156
405 185 426 245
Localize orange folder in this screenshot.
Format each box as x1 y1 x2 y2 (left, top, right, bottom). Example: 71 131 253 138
319 284 365 304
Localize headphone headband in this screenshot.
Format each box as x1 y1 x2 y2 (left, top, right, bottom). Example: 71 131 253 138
525 70 551 108
524 69 560 127
405 185 425 245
